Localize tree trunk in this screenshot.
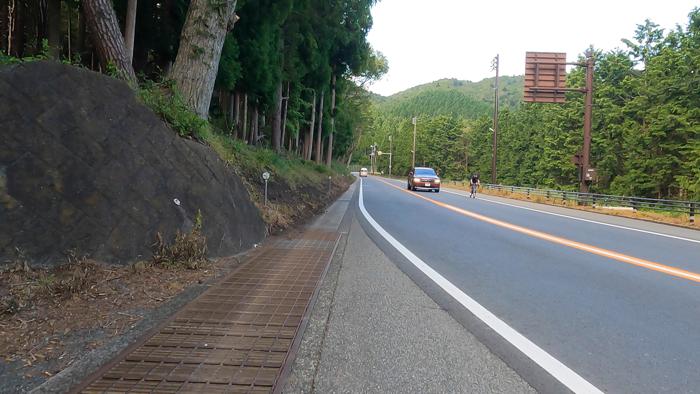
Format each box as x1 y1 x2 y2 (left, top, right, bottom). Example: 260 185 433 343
252 106 259 145
326 75 336 167
223 91 229 127
81 0 136 83
250 105 256 145
75 7 86 60
345 127 363 167
282 81 290 151
20 0 37 56
303 130 311 160
242 93 248 143
0 1 7 55
10 0 24 57
170 0 238 118
228 91 235 132
234 92 241 138
294 130 300 154
320 136 325 163
5 0 18 56
124 0 137 64
67 5 72 58
325 131 333 167
271 81 283 152
305 90 316 160
314 90 324 163
249 106 255 145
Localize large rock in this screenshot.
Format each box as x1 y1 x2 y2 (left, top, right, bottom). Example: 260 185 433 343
0 61 266 266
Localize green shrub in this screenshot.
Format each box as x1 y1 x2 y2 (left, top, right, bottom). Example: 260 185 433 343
0 39 49 65
138 80 210 139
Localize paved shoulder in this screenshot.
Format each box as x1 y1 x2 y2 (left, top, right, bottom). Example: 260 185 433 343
304 215 534 393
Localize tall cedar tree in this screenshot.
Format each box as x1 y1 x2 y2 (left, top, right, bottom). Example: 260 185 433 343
82 0 136 82
170 0 238 118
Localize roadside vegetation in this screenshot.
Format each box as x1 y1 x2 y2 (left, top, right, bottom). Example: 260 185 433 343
2 0 386 169
2 1 363 388
137 79 353 232
2 1 372 235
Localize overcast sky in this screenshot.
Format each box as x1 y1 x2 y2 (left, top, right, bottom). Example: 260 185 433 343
367 0 699 96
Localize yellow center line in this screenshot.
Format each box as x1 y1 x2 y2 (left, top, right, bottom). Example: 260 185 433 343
375 178 700 283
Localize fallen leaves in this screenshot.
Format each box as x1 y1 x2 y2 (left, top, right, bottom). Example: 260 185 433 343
1 257 234 379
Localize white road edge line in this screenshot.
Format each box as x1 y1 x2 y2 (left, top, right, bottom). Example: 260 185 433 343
359 179 603 394
441 189 700 244
383 177 699 245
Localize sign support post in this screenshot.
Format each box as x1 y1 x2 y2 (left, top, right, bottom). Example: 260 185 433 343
491 54 500 184
581 52 594 193
262 171 270 206
524 51 595 194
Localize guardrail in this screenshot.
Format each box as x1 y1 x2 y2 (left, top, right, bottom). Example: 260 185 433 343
450 182 697 224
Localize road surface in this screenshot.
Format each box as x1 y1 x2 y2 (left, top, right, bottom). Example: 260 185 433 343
357 176 700 393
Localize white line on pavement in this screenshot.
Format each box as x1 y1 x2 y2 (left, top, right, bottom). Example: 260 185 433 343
440 189 700 244
358 178 604 394
386 177 698 245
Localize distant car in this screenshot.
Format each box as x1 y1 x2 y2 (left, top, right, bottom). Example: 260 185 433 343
407 167 440 192
359 168 369 177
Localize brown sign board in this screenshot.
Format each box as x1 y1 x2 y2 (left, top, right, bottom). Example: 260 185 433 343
524 52 567 103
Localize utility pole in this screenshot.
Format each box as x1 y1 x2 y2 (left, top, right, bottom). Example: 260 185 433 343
464 137 469 175
411 116 417 168
491 54 499 184
389 135 393 176
580 51 594 193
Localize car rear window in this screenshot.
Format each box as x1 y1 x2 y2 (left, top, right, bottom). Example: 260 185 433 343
414 168 437 176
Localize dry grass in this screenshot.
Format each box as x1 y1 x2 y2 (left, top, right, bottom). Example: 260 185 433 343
1 251 99 317
250 175 352 235
257 202 294 234
152 231 207 270
152 211 208 269
0 254 236 376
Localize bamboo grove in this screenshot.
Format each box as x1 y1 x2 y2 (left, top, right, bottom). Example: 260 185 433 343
359 10 700 200
0 0 387 165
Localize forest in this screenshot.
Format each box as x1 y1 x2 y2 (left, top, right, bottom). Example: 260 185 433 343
0 0 386 166
360 9 700 200
2 2 698 201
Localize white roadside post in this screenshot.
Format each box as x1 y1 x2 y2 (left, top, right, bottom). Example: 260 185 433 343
262 171 270 206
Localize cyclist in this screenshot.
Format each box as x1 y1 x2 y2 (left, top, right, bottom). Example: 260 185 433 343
469 173 480 198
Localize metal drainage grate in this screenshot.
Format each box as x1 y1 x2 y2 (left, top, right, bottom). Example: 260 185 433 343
79 230 339 393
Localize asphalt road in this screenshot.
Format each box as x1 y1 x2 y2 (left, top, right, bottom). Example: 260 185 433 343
358 176 700 393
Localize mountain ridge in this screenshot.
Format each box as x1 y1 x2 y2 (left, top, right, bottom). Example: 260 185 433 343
372 75 524 119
